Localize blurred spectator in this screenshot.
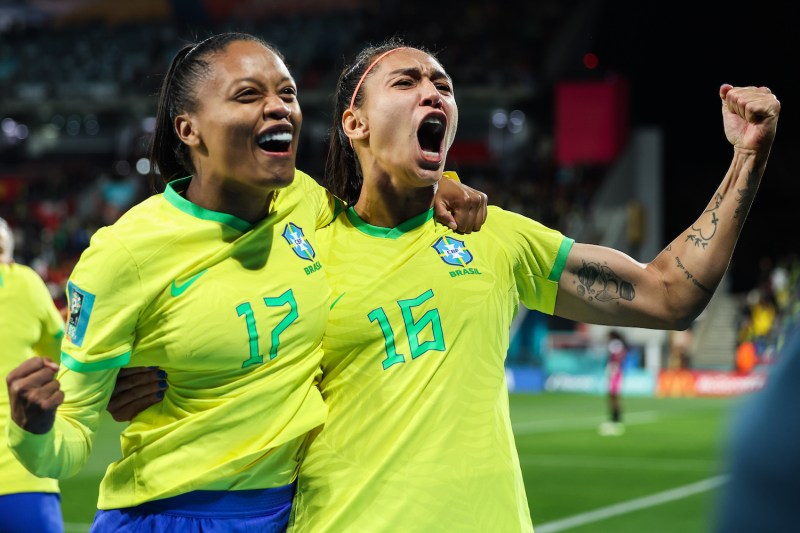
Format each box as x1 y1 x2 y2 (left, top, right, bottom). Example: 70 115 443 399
735 340 757 374
750 291 777 352
98 173 142 224
668 328 694 370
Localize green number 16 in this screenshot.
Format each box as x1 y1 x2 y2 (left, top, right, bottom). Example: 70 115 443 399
368 289 445 370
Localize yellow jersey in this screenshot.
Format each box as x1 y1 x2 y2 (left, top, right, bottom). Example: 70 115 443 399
291 197 572 532
0 262 63 495
8 170 338 509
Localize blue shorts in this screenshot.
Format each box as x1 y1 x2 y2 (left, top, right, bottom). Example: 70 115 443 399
89 484 295 533
0 492 63 533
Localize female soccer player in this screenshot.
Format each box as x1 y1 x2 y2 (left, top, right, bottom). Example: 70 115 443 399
5 33 485 532
0 218 65 533
598 330 628 436
285 42 779 532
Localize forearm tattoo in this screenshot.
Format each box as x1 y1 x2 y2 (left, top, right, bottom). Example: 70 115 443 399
686 193 722 249
572 260 635 303
674 256 714 295
733 169 759 231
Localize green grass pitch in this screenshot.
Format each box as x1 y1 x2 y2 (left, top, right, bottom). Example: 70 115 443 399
58 393 744 532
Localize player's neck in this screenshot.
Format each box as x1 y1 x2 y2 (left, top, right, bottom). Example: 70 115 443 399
185 176 274 224
354 177 434 228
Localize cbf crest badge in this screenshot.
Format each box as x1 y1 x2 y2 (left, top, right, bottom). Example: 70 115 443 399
282 223 316 261
432 236 473 266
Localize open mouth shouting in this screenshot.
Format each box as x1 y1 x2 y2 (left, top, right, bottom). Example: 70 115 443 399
256 125 293 157
417 112 447 167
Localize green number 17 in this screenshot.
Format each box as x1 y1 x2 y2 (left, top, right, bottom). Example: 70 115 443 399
236 288 299 368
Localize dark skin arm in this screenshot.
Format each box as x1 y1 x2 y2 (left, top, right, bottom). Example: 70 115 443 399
106 367 167 422
7 357 63 434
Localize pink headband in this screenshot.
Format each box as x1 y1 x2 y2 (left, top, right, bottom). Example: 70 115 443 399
349 47 406 110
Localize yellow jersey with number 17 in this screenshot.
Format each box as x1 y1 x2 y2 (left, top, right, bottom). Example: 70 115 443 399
8 170 337 509
291 192 573 532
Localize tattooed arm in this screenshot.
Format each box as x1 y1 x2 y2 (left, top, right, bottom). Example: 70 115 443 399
554 84 780 329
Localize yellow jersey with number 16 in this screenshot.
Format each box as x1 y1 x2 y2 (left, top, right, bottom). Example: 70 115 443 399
291 186 573 532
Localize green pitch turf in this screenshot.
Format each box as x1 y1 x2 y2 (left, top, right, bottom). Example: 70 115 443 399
513 393 741 532
59 394 744 532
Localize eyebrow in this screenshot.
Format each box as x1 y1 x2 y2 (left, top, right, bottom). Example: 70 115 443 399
230 76 296 87
386 67 451 83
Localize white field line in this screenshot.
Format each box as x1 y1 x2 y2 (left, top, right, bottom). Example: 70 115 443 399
535 475 728 533
519 454 717 472
65 476 725 533
512 411 660 435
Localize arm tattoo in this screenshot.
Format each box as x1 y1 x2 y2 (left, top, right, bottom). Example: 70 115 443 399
733 169 759 230
674 256 714 295
572 260 635 303
686 193 722 249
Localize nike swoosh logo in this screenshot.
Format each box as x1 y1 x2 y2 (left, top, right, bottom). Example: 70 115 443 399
330 292 346 310
171 269 208 297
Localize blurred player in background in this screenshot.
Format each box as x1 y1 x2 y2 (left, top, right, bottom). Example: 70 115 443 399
0 217 65 533
599 330 627 436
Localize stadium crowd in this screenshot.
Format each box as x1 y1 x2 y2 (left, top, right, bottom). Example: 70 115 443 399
735 254 800 371
1 3 593 312
0 2 791 368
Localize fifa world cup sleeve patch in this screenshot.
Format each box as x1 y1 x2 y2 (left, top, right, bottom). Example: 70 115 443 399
66 281 96 348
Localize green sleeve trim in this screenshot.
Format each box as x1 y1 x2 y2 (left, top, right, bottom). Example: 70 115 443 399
548 237 574 282
53 329 65 340
61 351 131 372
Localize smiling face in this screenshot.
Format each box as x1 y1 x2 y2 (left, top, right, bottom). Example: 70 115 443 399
177 40 302 193
348 48 458 188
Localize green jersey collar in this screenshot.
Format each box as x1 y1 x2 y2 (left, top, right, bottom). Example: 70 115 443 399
164 177 253 232
345 206 433 239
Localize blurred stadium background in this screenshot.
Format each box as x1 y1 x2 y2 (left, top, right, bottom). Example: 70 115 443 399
1 0 797 531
